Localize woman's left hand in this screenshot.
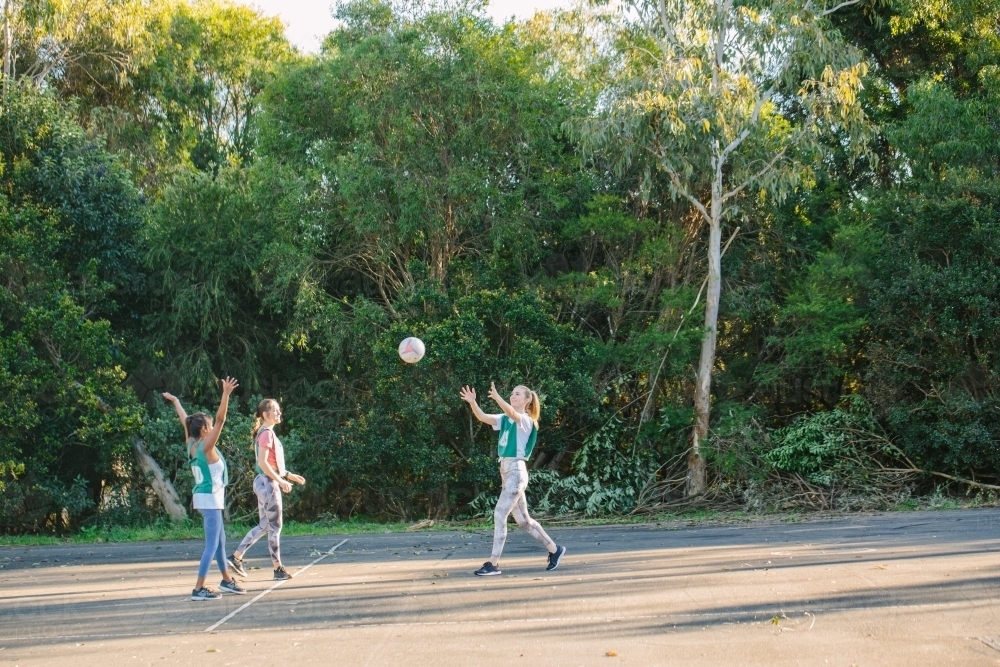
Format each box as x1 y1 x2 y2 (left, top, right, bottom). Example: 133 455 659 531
287 473 306 486
488 382 501 403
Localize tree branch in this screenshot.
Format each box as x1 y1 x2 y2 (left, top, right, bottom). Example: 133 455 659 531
721 145 789 203
656 0 679 53
821 0 865 17
660 159 712 225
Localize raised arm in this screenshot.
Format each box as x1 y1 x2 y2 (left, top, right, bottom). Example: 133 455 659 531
161 392 189 441
460 385 499 426
487 382 521 421
203 377 239 450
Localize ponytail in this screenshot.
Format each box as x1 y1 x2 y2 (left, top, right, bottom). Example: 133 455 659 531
520 386 541 427
252 398 279 446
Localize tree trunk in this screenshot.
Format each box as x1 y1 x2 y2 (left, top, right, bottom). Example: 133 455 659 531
689 196 723 496
133 437 188 522
76 377 187 522
3 0 12 98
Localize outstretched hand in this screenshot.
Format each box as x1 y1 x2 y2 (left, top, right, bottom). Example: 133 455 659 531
459 385 477 404
220 376 239 395
162 392 178 403
488 382 502 403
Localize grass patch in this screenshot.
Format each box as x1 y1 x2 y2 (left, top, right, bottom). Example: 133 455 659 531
5 495 1000 547
0 516 496 547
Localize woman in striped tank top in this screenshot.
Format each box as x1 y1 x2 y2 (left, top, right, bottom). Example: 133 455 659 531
162 377 246 600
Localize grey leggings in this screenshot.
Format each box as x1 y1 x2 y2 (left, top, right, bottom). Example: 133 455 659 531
491 459 556 562
236 475 283 564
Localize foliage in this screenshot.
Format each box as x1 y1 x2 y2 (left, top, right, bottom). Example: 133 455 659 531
140 165 293 395
0 86 144 532
765 397 884 486
32 0 296 186
861 81 1000 473
528 417 657 516
569 0 876 493
10 0 1000 533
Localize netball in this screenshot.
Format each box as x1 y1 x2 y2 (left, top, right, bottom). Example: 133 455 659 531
398 336 426 363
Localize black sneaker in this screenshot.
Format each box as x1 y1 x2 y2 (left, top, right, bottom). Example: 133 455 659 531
219 578 247 595
191 587 221 601
546 545 566 571
227 555 248 578
273 566 293 581
474 561 501 576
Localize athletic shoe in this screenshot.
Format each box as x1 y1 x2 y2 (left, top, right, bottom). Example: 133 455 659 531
546 545 566 571
219 578 247 595
273 566 293 581
227 555 248 578
474 561 501 576
191 587 221 601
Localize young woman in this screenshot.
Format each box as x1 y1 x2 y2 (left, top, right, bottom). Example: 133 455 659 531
228 399 305 581
162 377 246 600
460 382 566 576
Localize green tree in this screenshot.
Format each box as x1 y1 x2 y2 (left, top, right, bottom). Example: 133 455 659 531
0 87 144 531
141 163 297 396
234 0 605 516
573 0 874 494
0 0 144 95
860 79 1000 475
6 0 297 186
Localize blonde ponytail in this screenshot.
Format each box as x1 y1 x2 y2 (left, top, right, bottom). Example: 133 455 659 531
522 387 541 427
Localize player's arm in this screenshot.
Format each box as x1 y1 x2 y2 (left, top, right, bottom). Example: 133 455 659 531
161 392 189 441
487 382 524 423
203 377 238 451
459 385 499 427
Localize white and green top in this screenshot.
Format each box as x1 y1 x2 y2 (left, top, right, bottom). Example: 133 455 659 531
490 413 537 460
188 438 228 510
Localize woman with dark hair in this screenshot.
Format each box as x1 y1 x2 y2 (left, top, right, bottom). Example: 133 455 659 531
228 398 305 581
162 377 246 601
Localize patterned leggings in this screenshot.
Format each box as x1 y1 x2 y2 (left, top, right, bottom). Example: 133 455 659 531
491 459 556 562
236 475 283 564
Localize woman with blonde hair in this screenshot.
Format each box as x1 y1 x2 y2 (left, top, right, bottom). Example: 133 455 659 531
228 398 305 581
459 382 566 576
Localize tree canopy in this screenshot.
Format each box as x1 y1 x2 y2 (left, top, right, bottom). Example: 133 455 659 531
4 0 1000 531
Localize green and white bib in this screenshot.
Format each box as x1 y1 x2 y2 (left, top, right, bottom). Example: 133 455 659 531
494 414 538 460
188 438 228 510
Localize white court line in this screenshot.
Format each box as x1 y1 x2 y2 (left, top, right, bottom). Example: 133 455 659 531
204 538 348 633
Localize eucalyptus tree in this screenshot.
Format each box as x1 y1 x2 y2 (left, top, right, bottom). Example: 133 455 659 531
0 0 143 96
64 0 295 186
574 0 874 494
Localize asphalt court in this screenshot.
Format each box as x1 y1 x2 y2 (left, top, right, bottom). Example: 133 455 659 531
5 509 1000 665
